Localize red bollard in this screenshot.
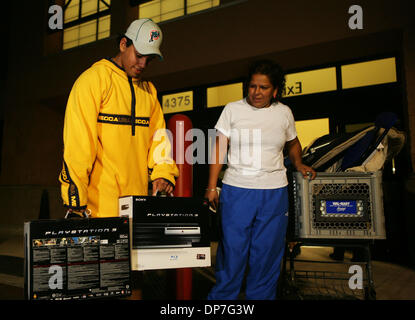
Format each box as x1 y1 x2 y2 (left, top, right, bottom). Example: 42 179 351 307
167 114 193 300
168 114 193 198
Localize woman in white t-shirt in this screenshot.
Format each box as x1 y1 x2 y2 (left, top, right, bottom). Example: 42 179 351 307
206 60 315 300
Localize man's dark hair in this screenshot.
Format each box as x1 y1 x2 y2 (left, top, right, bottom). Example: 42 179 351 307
245 60 286 103
116 34 133 49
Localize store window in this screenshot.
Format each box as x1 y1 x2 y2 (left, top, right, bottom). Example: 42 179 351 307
207 82 243 108
295 118 330 148
341 57 397 89
139 0 220 23
63 0 111 50
282 67 337 98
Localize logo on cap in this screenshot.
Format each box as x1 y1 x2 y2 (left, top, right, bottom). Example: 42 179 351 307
149 30 160 43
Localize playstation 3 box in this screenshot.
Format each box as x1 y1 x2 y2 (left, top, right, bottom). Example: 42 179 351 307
119 196 211 270
24 217 131 300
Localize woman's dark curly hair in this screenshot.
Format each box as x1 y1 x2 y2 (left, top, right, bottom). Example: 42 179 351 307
245 60 286 103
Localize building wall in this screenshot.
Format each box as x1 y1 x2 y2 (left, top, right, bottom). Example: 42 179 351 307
1 0 414 187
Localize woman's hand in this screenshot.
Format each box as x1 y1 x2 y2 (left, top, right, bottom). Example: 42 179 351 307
296 163 316 180
285 137 316 180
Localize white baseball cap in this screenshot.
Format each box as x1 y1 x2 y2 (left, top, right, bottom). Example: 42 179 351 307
125 18 163 60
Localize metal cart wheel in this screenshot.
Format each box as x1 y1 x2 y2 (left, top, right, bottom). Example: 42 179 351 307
281 240 377 300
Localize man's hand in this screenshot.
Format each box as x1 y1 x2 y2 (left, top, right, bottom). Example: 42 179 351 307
64 208 90 218
204 188 219 212
152 178 174 196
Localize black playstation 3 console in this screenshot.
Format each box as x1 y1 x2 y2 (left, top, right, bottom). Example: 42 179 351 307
24 217 131 300
119 196 210 249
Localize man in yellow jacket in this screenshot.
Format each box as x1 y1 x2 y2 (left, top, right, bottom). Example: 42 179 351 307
59 19 179 218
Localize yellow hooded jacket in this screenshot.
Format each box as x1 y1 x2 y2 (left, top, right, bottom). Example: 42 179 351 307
59 58 179 217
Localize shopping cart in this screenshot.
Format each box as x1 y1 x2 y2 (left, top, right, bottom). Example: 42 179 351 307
279 112 405 300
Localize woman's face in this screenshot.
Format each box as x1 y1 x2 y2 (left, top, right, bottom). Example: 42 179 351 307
247 73 277 108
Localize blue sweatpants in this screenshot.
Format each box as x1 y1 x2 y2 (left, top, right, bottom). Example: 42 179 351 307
208 184 289 300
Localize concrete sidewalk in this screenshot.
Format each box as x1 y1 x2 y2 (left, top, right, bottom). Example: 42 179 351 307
1 239 414 300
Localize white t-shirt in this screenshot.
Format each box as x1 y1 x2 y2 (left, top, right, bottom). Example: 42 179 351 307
215 98 297 189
